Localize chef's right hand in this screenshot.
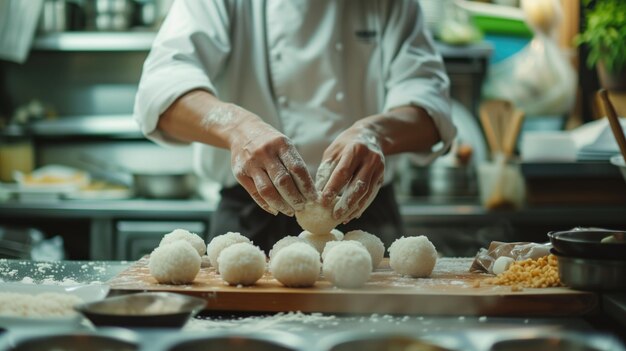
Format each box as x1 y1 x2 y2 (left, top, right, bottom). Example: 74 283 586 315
229 114 317 217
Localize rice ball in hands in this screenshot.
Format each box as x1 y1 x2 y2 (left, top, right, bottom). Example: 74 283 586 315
388 236 437 278
218 242 266 286
149 240 200 284
295 199 341 235
207 232 251 272
323 241 372 288
344 230 385 270
270 243 321 287
159 228 206 256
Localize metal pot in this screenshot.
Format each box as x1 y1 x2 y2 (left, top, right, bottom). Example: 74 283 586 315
132 172 197 199
79 154 198 199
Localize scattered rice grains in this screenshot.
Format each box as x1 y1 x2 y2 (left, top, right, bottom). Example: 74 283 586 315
483 254 562 291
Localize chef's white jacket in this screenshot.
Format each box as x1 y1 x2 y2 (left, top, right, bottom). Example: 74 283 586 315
134 0 457 187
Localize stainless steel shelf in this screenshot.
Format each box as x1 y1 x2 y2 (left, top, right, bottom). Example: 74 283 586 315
32 32 156 51
29 114 142 137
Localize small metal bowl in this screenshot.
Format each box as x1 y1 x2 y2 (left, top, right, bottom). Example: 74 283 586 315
552 250 626 291
548 228 626 260
164 330 306 351
5 329 139 351
323 334 457 351
75 292 206 328
490 335 623 351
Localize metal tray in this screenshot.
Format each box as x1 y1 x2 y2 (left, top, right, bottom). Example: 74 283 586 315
547 228 626 260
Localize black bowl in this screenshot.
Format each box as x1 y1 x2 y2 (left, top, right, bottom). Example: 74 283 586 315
75 292 206 328
547 228 626 260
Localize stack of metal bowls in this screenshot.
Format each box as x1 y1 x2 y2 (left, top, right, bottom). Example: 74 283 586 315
548 228 626 291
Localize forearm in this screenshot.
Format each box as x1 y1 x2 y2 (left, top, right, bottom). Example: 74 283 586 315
355 106 441 156
157 89 265 149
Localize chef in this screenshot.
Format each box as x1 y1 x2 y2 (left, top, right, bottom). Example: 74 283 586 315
134 0 457 250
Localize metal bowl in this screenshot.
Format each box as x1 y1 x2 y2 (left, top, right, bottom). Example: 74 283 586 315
5 329 139 351
552 249 626 291
548 228 626 260
322 334 458 351
490 335 624 351
133 173 198 199
74 292 206 328
164 331 305 351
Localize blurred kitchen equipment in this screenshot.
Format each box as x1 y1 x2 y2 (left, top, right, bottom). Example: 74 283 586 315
478 100 525 210
75 292 206 328
552 249 626 291
598 89 626 162
85 0 134 31
0 126 35 183
548 228 626 261
39 0 68 32
0 0 44 63
80 153 198 199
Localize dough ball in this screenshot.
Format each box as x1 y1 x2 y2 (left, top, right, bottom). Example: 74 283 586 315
270 243 321 287
207 232 251 272
295 200 341 234
149 241 200 284
299 231 337 254
217 242 266 286
269 236 306 261
159 228 206 256
388 236 437 278
323 241 371 288
330 229 344 240
322 240 366 261
492 256 515 275
344 230 385 270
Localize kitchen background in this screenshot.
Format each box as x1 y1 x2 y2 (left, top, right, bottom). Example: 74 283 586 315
0 0 625 261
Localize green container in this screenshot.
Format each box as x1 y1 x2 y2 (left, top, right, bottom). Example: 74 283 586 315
473 15 533 37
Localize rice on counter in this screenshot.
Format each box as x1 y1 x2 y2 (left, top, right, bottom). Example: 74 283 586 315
0 292 83 318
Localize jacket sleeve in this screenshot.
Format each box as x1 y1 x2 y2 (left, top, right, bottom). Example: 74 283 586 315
380 0 457 165
133 0 232 146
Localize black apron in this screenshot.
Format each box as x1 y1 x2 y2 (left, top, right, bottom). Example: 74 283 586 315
209 184 404 252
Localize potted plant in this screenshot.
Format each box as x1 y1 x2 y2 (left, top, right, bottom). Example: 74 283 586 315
576 0 626 91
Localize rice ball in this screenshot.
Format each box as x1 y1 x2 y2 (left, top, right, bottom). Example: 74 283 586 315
388 236 437 278
207 232 251 272
295 200 341 234
149 240 200 284
323 241 372 288
217 242 266 286
298 231 337 254
344 230 385 270
322 240 366 261
159 228 206 256
270 243 321 287
269 236 306 261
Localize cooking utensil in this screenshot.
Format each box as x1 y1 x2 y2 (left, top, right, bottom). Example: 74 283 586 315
74 292 206 328
551 249 626 291
79 153 197 199
547 228 626 260
598 89 626 162
3 329 139 351
164 332 304 351
323 333 457 351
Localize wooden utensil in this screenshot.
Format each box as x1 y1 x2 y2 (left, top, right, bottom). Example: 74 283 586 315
598 89 626 162
479 99 524 159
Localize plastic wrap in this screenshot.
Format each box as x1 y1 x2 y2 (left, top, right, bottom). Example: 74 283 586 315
470 241 552 273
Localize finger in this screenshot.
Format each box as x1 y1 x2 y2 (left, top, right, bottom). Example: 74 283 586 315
238 175 279 216
333 168 373 220
250 169 294 217
344 174 383 222
280 149 317 203
266 160 306 212
320 156 357 207
315 160 337 193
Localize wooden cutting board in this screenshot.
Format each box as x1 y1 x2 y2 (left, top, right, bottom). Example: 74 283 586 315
107 257 597 316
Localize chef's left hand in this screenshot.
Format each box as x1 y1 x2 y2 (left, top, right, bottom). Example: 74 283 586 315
315 121 385 222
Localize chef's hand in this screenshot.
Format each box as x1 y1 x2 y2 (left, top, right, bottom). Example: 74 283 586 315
315 121 385 222
230 115 317 217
